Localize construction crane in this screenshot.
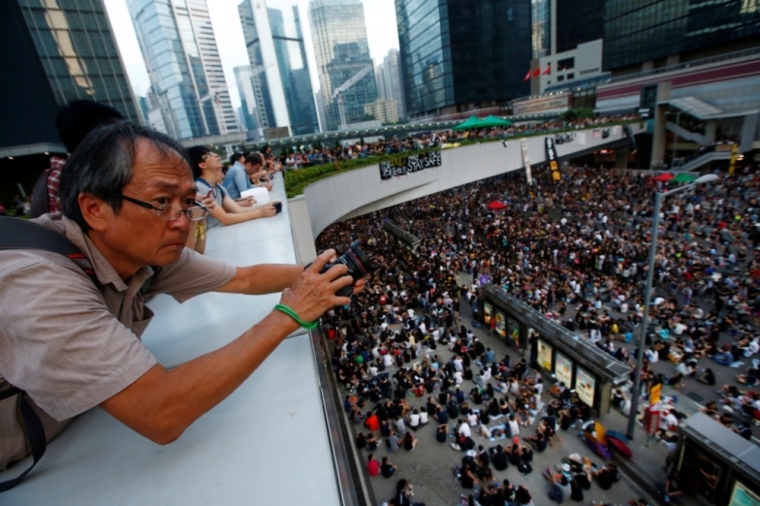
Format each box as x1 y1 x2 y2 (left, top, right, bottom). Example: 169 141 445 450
331 64 373 130
198 85 229 135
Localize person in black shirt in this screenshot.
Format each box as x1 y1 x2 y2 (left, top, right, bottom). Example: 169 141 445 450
436 423 449 443
734 420 752 440
515 484 532 505
490 444 508 471
381 456 397 478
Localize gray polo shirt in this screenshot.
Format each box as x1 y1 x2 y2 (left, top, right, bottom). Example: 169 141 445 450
0 214 236 468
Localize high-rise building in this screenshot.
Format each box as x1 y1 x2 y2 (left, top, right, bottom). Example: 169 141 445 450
127 0 237 140
0 0 140 152
309 0 377 131
376 63 388 101
238 0 319 137
234 66 260 139
379 49 406 120
604 0 760 72
396 0 532 119
531 0 551 59
555 0 604 55
364 99 400 124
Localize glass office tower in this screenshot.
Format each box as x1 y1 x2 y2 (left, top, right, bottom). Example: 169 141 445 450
234 65 260 137
555 0 604 54
1 0 140 150
531 0 551 59
238 0 319 136
396 0 532 118
127 0 238 140
309 0 377 131
604 0 760 71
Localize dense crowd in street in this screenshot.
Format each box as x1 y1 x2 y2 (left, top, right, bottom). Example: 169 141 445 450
316 161 759 505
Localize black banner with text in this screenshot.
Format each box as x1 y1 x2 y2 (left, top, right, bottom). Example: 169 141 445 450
379 150 442 180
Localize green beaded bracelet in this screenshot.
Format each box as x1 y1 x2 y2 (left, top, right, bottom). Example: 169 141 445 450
273 303 318 330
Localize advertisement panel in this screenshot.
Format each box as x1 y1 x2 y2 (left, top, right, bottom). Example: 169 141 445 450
495 311 506 338
728 479 760 506
555 352 572 386
576 366 596 407
537 339 554 372
507 317 520 347
484 302 493 325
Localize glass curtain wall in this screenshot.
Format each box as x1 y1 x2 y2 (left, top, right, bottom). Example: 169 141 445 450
17 0 139 123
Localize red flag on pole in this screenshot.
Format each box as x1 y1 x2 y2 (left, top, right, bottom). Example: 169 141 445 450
532 67 541 77
542 63 552 75
523 70 531 82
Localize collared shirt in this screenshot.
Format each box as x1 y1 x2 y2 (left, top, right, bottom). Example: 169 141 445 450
0 215 236 467
222 161 250 200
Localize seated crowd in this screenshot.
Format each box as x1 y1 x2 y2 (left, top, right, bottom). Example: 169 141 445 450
316 159 760 504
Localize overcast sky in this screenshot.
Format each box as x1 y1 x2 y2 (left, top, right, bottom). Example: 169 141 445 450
103 0 400 110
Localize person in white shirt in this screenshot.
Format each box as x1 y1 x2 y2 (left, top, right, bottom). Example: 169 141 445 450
466 411 478 427
407 409 421 430
418 408 429 426
507 414 520 438
453 370 463 384
458 419 471 439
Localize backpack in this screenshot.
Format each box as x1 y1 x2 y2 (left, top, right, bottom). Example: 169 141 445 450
29 168 55 218
518 462 533 475
0 216 159 491
548 483 564 503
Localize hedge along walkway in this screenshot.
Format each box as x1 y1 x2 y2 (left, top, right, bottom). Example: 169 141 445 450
283 120 643 198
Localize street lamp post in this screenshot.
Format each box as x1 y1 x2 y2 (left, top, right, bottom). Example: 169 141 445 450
625 174 719 440
667 111 682 167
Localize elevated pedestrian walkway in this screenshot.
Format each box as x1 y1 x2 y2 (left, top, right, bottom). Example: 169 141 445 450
674 149 732 172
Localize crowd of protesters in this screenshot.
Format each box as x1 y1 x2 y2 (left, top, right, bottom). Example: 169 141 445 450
316 157 760 504
273 114 640 170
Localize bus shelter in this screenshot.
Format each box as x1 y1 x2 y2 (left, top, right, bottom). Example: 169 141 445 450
675 413 760 505
480 285 631 416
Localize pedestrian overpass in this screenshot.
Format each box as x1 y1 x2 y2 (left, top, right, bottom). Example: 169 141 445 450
289 122 645 263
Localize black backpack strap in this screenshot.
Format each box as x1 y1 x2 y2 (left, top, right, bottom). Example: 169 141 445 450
0 388 46 492
0 216 92 491
0 216 98 284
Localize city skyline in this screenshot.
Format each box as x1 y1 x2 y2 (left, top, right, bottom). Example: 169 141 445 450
127 0 238 140
104 0 399 114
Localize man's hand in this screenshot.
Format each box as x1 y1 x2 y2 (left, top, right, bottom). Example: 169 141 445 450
280 249 354 322
198 194 216 211
260 203 277 217
235 196 255 207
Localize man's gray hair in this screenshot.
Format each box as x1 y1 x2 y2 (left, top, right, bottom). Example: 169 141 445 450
59 121 190 231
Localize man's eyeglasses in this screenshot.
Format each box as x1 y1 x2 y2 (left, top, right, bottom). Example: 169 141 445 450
116 194 208 221
203 152 220 160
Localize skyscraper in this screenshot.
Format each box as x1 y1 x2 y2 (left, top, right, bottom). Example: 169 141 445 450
0 0 139 151
127 0 237 140
309 0 377 131
396 0 531 119
604 0 760 72
379 49 406 120
531 0 551 59
238 0 319 137
555 0 604 55
234 65 260 138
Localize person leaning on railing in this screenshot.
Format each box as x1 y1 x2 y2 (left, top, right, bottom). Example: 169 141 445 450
0 122 365 472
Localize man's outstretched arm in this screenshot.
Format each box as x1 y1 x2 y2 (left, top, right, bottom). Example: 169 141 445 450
100 250 353 444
